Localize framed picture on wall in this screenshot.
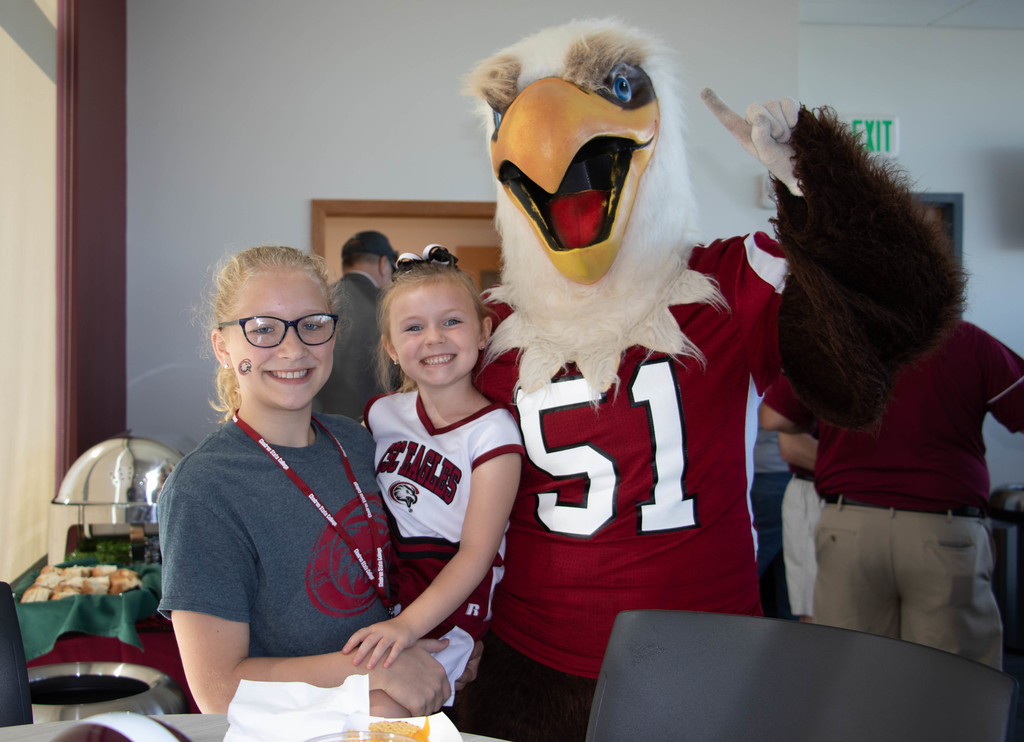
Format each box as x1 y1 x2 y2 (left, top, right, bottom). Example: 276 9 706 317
915 192 963 263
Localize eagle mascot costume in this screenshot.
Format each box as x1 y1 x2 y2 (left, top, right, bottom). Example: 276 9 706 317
454 18 964 741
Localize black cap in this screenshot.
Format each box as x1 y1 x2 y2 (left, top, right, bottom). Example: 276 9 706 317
341 231 397 265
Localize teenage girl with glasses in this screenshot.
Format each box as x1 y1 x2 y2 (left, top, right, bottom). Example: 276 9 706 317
157 245 450 715
342 246 524 710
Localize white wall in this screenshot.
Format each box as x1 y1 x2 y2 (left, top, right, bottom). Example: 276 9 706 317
126 5 1022 485
0 0 58 581
125 0 799 452
799 24 1024 487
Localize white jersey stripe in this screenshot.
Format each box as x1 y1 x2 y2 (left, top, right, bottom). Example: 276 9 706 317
989 374 1024 405
744 233 788 293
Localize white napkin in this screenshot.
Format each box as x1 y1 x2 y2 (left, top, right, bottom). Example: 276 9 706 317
434 626 476 707
224 674 374 742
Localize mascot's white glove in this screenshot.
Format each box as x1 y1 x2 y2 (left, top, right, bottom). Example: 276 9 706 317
701 88 803 197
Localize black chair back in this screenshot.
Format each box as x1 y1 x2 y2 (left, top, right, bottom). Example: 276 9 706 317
0 581 32 726
586 609 1018 742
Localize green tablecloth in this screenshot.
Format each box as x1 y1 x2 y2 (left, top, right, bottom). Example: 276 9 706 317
11 560 162 660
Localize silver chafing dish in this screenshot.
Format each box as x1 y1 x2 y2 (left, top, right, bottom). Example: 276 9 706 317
48 436 183 566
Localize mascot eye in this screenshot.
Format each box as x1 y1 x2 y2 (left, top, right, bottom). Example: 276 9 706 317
599 62 655 110
492 109 503 132
613 75 632 102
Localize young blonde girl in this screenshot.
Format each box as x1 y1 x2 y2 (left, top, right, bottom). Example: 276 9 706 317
343 246 523 708
158 245 449 715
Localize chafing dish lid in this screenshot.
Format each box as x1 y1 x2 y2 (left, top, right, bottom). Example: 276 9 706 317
53 436 183 506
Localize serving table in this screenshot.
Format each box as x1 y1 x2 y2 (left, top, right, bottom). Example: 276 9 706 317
13 561 200 713
0 715 505 742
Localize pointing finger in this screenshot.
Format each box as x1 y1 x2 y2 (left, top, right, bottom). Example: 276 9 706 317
701 88 752 142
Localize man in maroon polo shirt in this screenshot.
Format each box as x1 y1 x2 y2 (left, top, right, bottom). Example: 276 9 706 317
760 320 1024 668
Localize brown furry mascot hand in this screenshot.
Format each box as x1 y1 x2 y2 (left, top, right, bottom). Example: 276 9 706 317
704 90 965 429
773 106 965 430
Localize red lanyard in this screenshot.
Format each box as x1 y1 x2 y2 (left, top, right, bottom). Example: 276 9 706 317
232 412 391 610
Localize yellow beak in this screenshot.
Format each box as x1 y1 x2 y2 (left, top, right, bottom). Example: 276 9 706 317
490 77 659 284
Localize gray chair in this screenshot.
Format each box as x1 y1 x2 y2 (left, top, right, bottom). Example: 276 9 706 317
0 581 32 726
586 609 1018 742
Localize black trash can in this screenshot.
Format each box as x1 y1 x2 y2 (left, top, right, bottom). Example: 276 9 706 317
28 661 187 722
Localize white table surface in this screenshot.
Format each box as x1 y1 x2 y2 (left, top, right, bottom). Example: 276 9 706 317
0 714 505 742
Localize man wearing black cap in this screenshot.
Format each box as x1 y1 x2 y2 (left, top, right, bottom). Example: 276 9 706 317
315 230 398 420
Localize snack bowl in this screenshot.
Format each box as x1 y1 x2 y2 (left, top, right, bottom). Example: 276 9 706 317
303 733 417 742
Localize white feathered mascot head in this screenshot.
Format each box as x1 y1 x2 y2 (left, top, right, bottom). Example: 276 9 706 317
466 18 723 398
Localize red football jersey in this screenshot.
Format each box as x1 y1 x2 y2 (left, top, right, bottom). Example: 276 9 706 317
475 233 787 676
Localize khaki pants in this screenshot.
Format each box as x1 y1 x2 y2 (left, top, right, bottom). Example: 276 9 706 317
814 500 1003 669
781 477 822 617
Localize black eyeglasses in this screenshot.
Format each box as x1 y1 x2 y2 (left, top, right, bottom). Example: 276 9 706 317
216 313 339 348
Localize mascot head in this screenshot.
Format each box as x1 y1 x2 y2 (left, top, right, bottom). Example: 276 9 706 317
466 19 721 395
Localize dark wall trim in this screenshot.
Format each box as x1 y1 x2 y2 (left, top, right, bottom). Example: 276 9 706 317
57 0 126 481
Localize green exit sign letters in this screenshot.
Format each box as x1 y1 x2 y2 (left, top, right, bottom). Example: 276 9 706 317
850 116 900 157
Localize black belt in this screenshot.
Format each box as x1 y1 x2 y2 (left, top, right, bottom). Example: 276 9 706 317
821 493 985 518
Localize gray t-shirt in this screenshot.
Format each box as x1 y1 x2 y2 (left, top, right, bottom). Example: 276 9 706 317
158 414 390 658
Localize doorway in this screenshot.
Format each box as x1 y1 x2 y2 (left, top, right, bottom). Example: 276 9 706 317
310 199 502 291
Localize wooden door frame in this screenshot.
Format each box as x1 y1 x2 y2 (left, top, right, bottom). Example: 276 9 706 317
310 199 496 259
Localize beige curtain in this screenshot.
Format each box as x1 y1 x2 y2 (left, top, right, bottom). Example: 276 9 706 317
0 0 58 582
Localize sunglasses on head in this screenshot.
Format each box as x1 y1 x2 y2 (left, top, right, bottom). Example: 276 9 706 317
393 244 459 274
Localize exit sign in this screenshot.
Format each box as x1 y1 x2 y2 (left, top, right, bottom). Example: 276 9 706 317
849 116 900 157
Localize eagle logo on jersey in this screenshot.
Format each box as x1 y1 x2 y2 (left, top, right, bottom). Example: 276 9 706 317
378 440 463 504
389 481 419 512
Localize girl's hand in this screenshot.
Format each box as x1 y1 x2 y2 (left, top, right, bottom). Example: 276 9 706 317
343 618 421 669
368 638 450 716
